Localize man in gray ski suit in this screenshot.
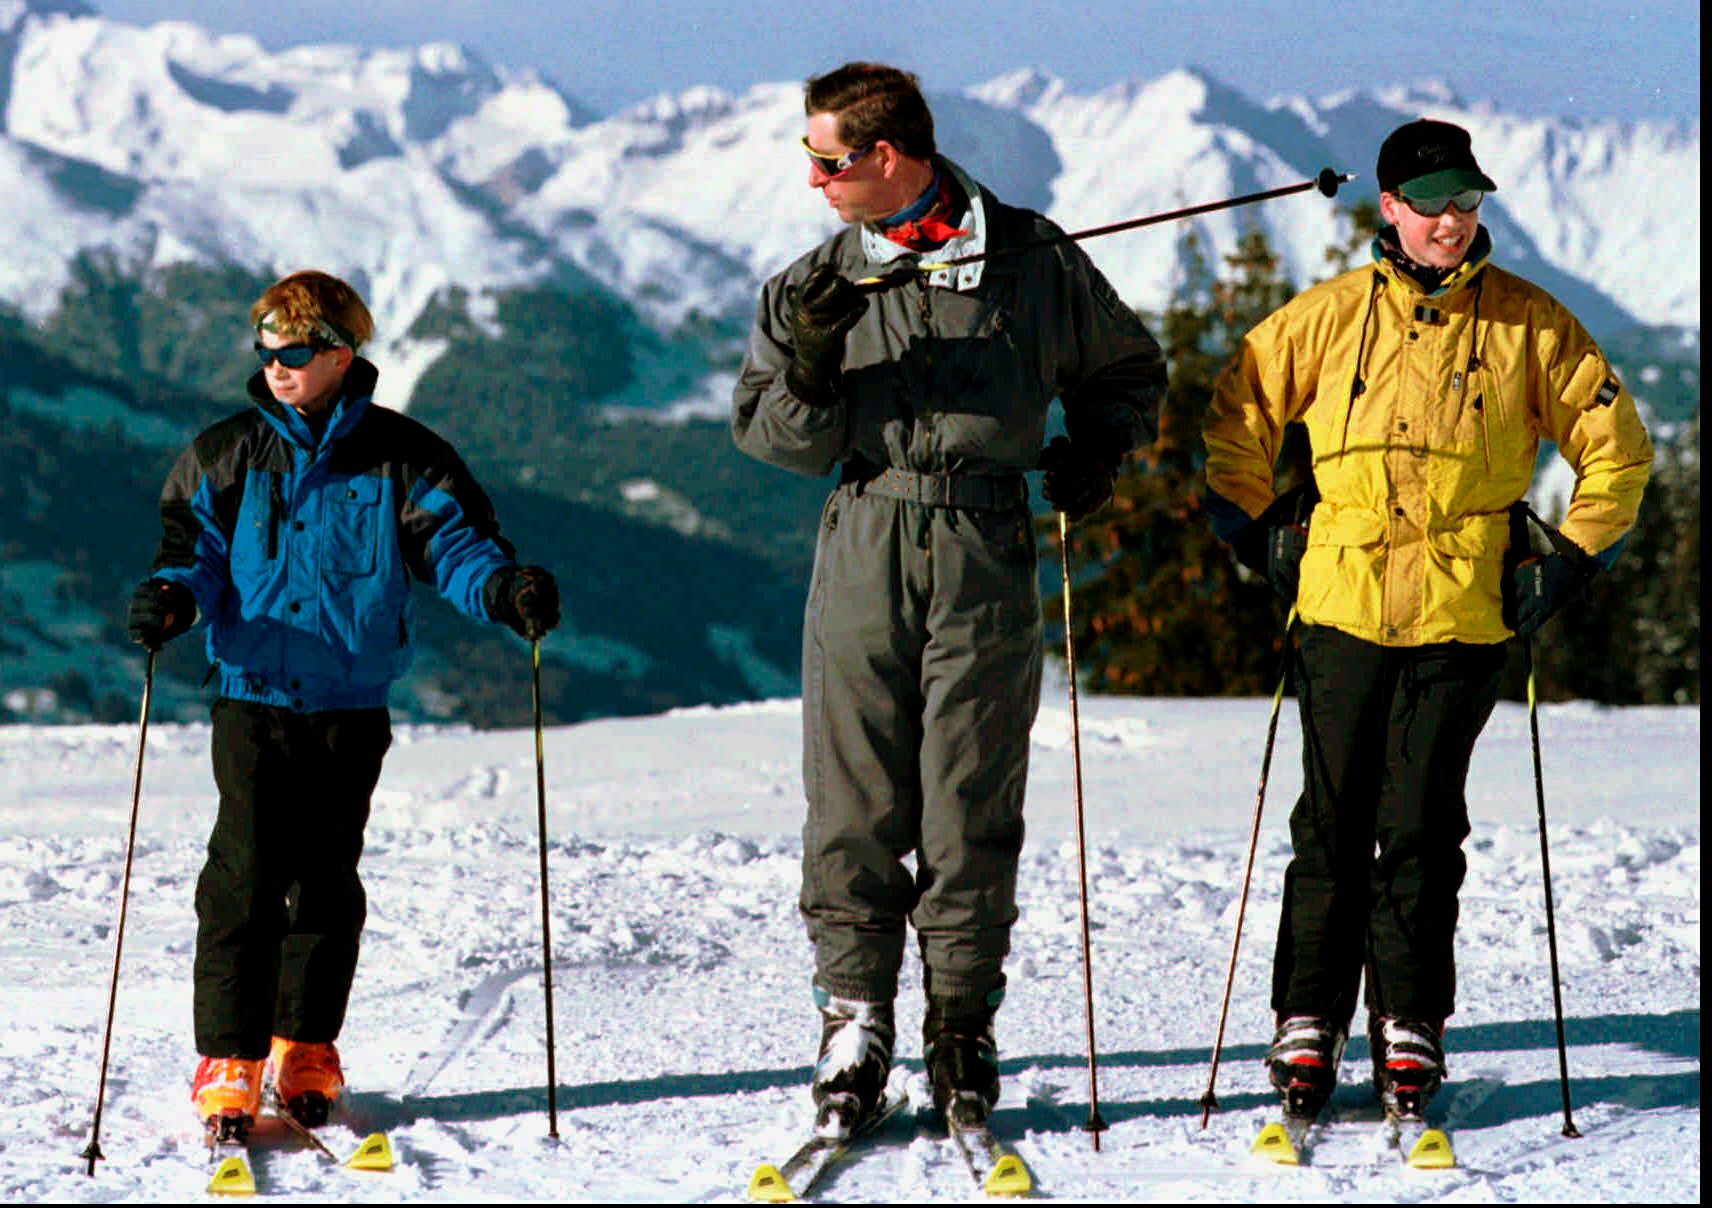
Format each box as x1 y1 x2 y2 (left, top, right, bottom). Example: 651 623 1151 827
732 62 1166 1134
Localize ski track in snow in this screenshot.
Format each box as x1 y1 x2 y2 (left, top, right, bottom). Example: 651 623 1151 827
0 699 1697 1202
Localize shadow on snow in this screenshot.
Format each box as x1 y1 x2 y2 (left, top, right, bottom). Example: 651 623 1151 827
366 1007 1698 1135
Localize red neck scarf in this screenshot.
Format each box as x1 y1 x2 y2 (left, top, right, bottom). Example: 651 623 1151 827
879 172 970 251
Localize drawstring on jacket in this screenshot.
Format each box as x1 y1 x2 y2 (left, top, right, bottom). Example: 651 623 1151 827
1338 271 1384 455
1465 275 1490 472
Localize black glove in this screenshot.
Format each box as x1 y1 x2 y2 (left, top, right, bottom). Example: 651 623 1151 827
1230 482 1318 604
127 578 195 650
783 263 867 407
1039 436 1117 522
1507 552 1593 638
1259 524 1308 604
484 565 561 639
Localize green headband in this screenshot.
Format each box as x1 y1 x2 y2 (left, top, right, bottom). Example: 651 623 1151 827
256 310 359 350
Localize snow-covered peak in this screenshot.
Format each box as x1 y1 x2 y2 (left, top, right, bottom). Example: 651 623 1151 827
1376 77 1470 115
4 9 591 177
0 4 1698 419
622 83 737 126
969 66 1066 113
1 0 90 32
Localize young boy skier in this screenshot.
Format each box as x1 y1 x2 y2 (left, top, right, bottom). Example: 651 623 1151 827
126 270 561 1138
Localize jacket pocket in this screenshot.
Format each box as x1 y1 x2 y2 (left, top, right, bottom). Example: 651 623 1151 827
1425 512 1509 562
1423 512 1510 636
1297 504 1388 628
324 474 382 576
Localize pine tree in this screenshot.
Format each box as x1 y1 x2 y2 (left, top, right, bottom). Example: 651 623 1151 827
1048 226 1301 695
1525 414 1700 704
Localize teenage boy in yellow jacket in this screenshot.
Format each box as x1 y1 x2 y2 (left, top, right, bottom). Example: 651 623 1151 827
1201 119 1652 1117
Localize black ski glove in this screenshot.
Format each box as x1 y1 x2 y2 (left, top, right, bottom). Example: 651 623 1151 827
127 578 195 651
783 263 867 407
1039 436 1118 523
1231 483 1318 604
1262 524 1308 604
1507 552 1594 638
485 565 561 639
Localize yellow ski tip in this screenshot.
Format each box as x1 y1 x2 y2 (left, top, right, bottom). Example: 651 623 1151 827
344 1131 395 1171
1251 1121 1300 1165
207 1154 256 1195
1407 1127 1456 1169
747 1162 796 1202
984 1152 1033 1196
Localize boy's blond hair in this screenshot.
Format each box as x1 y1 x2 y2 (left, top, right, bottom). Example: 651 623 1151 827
249 270 374 350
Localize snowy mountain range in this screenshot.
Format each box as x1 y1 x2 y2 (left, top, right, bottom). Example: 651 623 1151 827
1 0 1700 410
0 0 1700 726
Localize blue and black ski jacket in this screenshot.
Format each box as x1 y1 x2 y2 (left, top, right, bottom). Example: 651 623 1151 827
151 359 517 711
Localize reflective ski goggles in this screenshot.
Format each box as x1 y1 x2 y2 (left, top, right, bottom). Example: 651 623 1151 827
1401 189 1485 217
254 342 329 369
801 136 873 178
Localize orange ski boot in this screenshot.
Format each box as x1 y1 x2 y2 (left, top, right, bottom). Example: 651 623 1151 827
192 1057 265 1140
269 1037 344 1127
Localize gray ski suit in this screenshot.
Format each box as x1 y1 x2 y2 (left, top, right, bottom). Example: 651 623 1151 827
732 159 1166 1009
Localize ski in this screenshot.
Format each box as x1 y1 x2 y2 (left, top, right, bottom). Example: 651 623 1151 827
204 1113 257 1196
264 1090 395 1172
747 1093 909 1202
1252 1091 1456 1170
1251 1079 1331 1167
1250 1112 1318 1166
1384 1087 1455 1169
946 1115 1033 1197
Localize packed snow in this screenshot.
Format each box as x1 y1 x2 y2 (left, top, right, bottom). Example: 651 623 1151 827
0 691 1697 1201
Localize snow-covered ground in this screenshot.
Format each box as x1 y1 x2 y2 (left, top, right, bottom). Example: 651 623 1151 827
0 693 1698 1201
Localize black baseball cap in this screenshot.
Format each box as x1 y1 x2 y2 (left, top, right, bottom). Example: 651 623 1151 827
1377 119 1498 198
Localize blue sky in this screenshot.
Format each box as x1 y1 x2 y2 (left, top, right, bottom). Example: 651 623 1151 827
97 0 1700 123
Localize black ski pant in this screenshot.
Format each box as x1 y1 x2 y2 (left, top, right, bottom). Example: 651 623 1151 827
1272 624 1505 1031
194 698 392 1059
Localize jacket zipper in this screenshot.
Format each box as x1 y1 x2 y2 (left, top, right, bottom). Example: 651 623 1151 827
267 473 284 559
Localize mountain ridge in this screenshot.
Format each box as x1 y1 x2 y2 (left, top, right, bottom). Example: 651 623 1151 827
0 4 1699 726
1 4 1699 411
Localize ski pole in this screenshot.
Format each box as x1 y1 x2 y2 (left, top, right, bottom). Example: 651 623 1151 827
1058 512 1107 1151
1198 609 1296 1128
530 636 561 1139
857 169 1353 292
81 649 157 1176
1524 639 1582 1139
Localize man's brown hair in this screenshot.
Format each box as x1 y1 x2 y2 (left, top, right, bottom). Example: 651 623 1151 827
804 62 936 160
249 270 374 350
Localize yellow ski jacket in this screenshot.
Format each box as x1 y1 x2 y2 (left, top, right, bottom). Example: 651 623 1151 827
1204 236 1653 646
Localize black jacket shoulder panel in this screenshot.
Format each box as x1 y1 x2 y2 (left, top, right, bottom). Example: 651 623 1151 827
191 409 270 484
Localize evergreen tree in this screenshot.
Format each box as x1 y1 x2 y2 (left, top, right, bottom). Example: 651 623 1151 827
1048 225 1301 696
1524 413 1700 704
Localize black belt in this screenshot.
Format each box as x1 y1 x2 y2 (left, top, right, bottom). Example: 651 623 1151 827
841 464 1028 510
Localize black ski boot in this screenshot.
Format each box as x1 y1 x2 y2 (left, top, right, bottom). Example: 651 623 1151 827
1266 1014 1347 1119
811 990 894 1138
1369 1016 1446 1118
923 997 1001 1128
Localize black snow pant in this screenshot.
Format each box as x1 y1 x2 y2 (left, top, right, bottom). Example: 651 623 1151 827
1272 624 1505 1030
194 698 392 1058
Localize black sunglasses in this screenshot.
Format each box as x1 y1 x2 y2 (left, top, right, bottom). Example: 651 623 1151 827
254 342 329 369
1401 189 1485 217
